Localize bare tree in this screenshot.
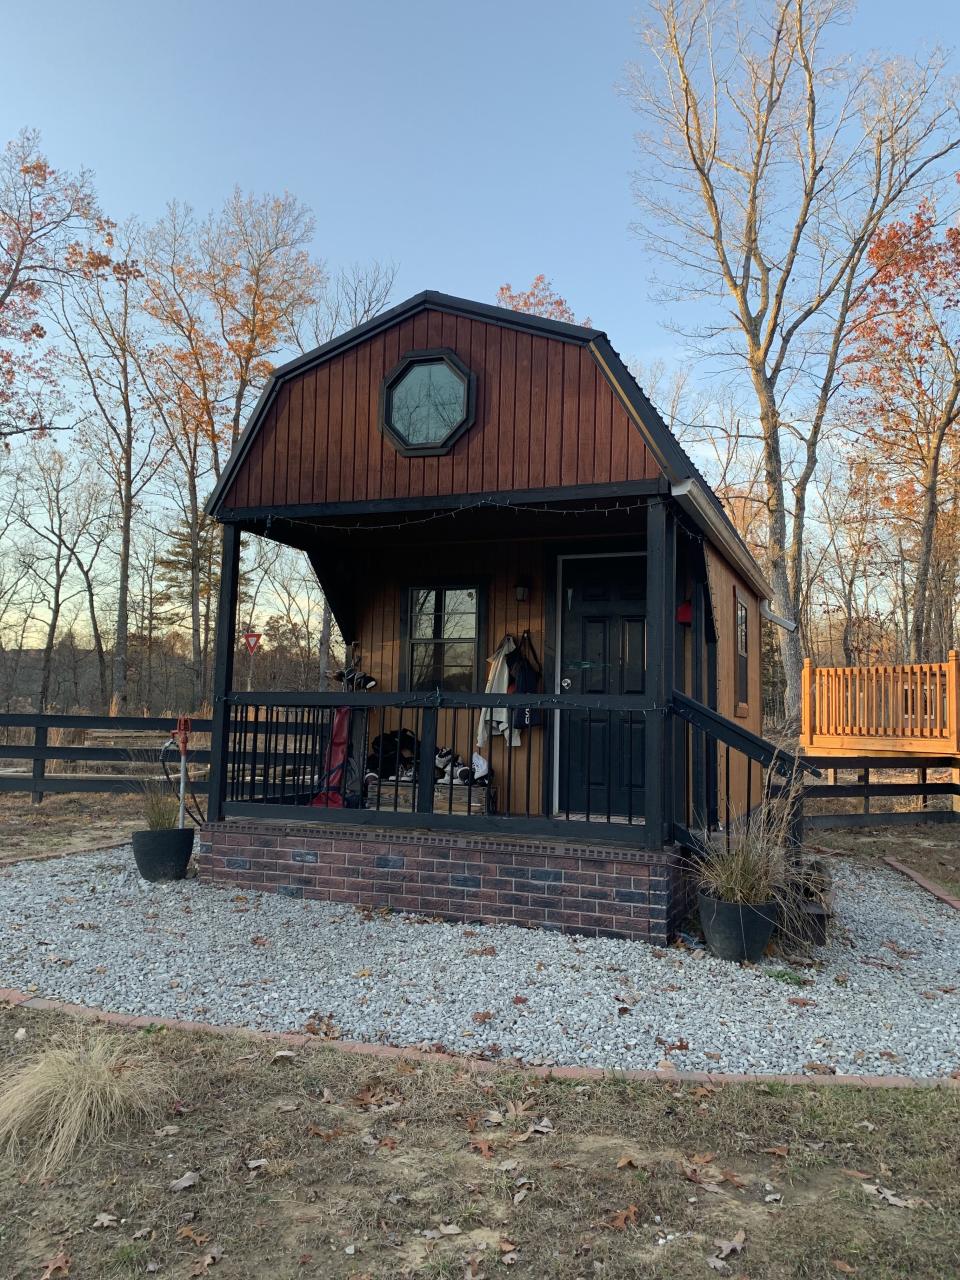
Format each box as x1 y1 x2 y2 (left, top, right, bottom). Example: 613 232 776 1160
627 0 960 714
290 260 398 351
48 219 167 709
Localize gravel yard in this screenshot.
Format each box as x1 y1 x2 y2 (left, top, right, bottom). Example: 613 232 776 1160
1 848 958 1079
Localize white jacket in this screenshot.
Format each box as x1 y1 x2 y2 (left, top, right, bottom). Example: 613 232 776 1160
477 636 521 748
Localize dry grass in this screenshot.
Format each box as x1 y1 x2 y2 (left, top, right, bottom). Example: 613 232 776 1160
0 1028 174 1180
0 1005 958 1278
138 778 180 830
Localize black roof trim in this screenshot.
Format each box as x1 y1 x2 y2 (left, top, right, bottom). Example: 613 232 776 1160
206 290 603 518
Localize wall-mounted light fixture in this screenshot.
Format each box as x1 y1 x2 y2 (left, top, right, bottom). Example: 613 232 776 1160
514 579 531 603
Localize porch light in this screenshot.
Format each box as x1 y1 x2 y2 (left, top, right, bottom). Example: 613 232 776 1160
514 579 531 603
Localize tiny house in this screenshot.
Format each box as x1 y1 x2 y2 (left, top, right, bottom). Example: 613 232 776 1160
198 291 784 943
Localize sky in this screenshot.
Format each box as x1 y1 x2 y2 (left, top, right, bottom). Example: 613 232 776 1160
2 0 955 368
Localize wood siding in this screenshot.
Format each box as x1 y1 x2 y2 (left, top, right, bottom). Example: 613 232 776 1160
705 547 763 816
354 538 547 817
222 309 662 510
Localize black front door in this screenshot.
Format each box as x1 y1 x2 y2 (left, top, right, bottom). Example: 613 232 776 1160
557 555 646 819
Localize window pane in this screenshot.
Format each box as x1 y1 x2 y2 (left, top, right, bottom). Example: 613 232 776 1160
390 361 466 445
413 590 437 638
441 666 474 693
410 642 440 690
441 641 475 671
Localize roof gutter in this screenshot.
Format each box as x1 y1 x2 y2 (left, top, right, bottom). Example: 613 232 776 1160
760 600 797 632
669 478 775 602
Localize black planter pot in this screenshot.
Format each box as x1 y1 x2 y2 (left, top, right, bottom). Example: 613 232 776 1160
132 828 195 882
697 890 778 963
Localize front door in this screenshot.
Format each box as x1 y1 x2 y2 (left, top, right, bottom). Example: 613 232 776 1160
557 555 646 819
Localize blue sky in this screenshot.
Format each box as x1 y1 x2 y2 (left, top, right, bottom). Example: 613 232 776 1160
2 0 954 366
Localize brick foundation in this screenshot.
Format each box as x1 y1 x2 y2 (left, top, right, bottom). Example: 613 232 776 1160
196 821 693 944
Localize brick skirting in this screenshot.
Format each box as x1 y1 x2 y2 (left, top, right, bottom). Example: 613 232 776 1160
196 821 692 944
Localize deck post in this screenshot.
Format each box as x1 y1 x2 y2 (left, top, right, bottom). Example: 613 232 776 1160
800 658 814 750
30 724 47 805
207 524 241 824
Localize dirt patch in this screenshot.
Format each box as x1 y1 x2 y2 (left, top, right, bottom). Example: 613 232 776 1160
811 826 960 899
0 1005 957 1279
0 792 147 864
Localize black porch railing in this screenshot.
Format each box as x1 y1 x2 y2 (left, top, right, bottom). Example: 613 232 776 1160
222 690 655 843
216 689 811 848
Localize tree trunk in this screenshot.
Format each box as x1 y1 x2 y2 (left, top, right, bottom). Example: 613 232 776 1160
318 600 333 690
113 449 133 712
910 450 943 661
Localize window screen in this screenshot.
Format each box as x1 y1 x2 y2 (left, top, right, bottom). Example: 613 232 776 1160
408 586 478 692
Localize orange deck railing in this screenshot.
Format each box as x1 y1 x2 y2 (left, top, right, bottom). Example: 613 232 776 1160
800 652 960 756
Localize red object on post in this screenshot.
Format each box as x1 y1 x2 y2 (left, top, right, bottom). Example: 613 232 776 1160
675 601 693 625
172 716 191 758
242 631 261 656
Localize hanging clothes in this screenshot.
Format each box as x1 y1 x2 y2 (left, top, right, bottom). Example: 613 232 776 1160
506 630 544 730
477 635 521 749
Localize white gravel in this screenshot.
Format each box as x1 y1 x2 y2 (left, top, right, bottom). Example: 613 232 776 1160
1 849 958 1078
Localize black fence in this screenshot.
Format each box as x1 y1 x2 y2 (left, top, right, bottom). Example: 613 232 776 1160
0 712 212 804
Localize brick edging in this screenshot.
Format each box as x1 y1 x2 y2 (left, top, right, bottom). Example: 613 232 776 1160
883 857 960 910
2 988 956 1091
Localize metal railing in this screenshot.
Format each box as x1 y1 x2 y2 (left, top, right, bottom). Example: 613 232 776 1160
222 691 654 843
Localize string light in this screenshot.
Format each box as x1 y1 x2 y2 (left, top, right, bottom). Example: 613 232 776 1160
268 494 672 537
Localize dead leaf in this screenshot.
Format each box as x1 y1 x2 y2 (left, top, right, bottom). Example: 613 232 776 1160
250 935 270 946
154 1124 180 1137
616 1154 638 1169
92 1213 118 1229
468 945 497 957
177 1225 210 1246
705 1051 722 1061
706 1257 729 1273
512 1188 529 1205
190 1244 224 1275
39 1252 70 1280
245 1158 269 1175
608 1204 639 1230
855 1120 876 1133
714 1229 746 1259
691 1151 716 1165
721 1168 746 1188
863 1183 915 1208
470 1138 495 1159
169 1170 200 1192
787 997 817 1007
512 995 528 1005
132 1228 153 1241
275 1101 299 1113
762 1145 789 1158
270 1049 297 1064
438 1223 462 1235
306 1125 344 1141
655 1035 690 1052
831 1263 857 1275
472 1011 494 1024
841 1168 872 1180
354 967 373 978
803 1061 837 1075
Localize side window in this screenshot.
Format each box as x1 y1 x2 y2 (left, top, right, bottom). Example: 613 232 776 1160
735 592 749 710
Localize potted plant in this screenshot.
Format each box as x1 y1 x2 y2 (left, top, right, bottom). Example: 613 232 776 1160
132 781 194 882
693 759 804 963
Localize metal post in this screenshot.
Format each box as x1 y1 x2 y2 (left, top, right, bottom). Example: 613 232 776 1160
207 524 240 823
416 705 439 814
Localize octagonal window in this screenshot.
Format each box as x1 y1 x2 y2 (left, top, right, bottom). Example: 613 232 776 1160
381 349 475 456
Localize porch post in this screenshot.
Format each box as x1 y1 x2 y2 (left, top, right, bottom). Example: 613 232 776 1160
645 498 676 849
207 523 240 823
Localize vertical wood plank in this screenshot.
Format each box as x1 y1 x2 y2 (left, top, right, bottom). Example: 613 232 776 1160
498 324 517 492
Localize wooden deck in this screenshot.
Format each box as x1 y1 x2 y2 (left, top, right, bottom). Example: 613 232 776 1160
800 653 960 758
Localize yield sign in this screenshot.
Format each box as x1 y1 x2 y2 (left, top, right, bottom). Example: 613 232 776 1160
242 631 261 656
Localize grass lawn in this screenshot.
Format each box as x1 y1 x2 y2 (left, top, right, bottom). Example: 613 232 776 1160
1 1006 957 1279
